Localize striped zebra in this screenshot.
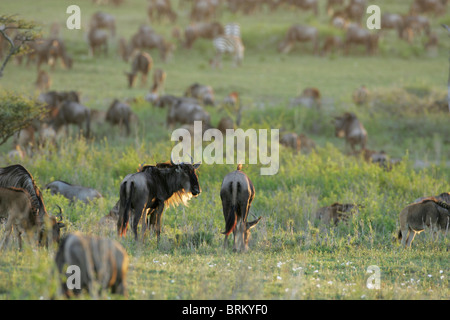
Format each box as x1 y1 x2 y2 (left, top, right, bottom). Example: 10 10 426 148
211 23 244 68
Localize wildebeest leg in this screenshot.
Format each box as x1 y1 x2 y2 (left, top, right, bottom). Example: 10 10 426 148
406 230 416 248
222 200 231 249
131 198 148 241
154 205 165 245
0 219 13 250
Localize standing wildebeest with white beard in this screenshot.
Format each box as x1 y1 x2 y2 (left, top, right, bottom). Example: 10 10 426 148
53 100 91 138
333 112 367 152
105 99 133 136
117 157 201 242
0 165 65 247
398 199 450 248
55 231 128 298
278 24 319 54
221 164 261 252
125 51 153 88
45 181 103 204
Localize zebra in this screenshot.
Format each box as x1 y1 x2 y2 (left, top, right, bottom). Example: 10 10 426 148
211 23 244 68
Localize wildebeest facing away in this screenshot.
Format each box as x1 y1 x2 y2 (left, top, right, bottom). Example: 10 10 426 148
55 231 128 298
0 164 65 247
221 164 261 252
45 180 103 204
88 28 109 57
315 203 361 226
125 51 153 88
117 156 201 242
278 24 319 54
398 198 450 248
413 192 450 204
105 99 133 136
333 112 367 152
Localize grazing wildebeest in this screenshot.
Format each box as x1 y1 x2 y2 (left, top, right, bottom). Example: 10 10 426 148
184 22 224 49
35 70 51 91
315 203 361 226
34 38 73 70
55 231 128 298
398 199 450 248
278 24 319 54
88 28 109 57
321 35 343 55
45 181 103 204
221 164 261 252
89 12 116 37
333 112 367 152
344 24 379 55
184 83 215 106
125 51 153 88
105 99 133 136
53 100 91 138
0 187 40 250
129 27 174 62
166 98 211 128
117 157 201 242
0 165 65 247
148 0 177 23
414 192 450 204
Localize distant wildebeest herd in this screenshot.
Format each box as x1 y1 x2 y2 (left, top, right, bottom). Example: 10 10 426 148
0 0 448 299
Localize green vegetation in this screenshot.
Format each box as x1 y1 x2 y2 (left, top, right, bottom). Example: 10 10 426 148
0 0 448 300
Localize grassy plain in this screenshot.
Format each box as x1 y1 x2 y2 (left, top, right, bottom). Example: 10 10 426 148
0 0 449 300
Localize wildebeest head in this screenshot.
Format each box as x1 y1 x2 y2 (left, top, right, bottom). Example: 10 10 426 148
39 205 66 246
169 155 201 197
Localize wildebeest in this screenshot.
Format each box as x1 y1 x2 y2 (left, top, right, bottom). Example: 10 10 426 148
220 164 261 252
184 83 215 106
52 100 91 138
315 203 361 226
278 24 319 54
149 68 167 100
290 0 319 16
344 0 367 23
128 26 174 62
183 22 224 49
217 116 234 134
398 198 450 248
45 181 102 204
190 0 217 22
344 24 379 55
105 99 133 136
33 38 73 70
321 35 343 55
352 85 369 106
55 231 128 297
413 192 450 204
409 0 446 16
290 87 321 108
35 70 51 91
0 165 65 247
0 187 41 250
117 157 201 242
381 13 404 38
88 28 109 57
89 12 116 37
166 98 211 128
148 0 177 23
401 15 430 42
280 133 301 153
125 51 153 88
333 112 367 152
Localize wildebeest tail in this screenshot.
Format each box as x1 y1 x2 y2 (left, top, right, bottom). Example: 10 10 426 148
118 181 133 237
222 204 237 236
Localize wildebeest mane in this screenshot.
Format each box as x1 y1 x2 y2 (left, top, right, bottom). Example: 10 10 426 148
417 197 450 210
0 164 47 217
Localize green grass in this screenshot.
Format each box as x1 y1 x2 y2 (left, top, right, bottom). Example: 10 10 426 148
0 0 449 300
